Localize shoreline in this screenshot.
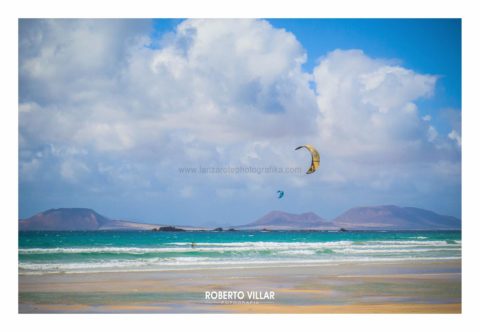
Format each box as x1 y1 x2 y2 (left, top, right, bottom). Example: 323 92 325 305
19 259 461 313
18 256 462 276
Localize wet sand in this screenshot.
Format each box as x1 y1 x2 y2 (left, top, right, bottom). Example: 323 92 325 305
19 259 461 313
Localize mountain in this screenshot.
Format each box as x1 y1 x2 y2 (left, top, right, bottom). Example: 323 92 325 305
19 208 155 231
238 210 336 230
239 206 460 231
332 205 461 230
19 205 461 231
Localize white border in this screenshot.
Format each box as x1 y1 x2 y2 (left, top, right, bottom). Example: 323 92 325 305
2 0 479 331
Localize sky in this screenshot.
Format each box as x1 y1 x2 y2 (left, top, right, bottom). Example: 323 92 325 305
19 19 461 225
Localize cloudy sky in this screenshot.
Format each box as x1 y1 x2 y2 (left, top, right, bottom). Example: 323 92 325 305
19 19 461 225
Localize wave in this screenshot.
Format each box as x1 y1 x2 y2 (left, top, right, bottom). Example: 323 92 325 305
18 256 461 275
169 241 355 247
337 248 460 254
19 238 460 275
19 240 460 255
352 240 457 246
282 250 318 256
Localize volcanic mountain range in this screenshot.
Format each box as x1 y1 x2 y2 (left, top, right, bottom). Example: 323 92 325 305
19 205 461 231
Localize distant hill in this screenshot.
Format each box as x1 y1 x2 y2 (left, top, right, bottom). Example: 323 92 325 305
239 206 460 231
19 205 461 231
238 211 336 230
19 208 155 231
332 205 461 230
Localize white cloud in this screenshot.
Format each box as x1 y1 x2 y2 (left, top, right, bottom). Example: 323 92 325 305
60 159 90 182
20 19 317 157
313 49 449 162
448 130 461 147
427 125 438 142
19 19 461 220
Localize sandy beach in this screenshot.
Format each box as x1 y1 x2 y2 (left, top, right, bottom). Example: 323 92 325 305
19 259 461 313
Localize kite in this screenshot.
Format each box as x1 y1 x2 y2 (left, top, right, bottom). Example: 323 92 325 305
295 144 320 174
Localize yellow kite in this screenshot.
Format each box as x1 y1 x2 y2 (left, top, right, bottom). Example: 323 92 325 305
295 144 320 174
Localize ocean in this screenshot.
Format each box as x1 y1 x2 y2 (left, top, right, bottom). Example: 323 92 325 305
19 230 461 275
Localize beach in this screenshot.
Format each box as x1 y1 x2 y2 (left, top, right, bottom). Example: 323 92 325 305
19 259 461 313
19 230 461 313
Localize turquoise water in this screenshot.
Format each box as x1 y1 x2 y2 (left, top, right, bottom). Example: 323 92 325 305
19 231 461 274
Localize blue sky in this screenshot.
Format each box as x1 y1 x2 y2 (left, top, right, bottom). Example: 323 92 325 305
268 19 460 103
19 19 461 224
267 19 461 137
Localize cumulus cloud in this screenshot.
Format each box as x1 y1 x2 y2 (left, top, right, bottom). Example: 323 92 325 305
19 19 461 222
314 50 439 159
20 19 316 157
